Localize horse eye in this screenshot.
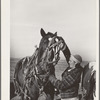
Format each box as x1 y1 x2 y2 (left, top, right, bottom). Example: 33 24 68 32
48 38 52 41
55 38 58 42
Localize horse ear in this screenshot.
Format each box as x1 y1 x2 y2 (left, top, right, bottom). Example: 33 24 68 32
55 32 57 36
40 28 46 37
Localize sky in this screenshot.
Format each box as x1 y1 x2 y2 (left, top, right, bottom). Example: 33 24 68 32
10 0 98 61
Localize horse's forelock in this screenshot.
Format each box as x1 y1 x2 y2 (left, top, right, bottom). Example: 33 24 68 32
38 32 56 57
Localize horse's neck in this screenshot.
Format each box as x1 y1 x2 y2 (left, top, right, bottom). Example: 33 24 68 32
37 48 54 74
62 44 71 63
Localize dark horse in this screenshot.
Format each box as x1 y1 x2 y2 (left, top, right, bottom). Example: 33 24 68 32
13 28 71 100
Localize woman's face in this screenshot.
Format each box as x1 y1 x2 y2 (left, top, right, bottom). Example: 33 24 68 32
69 57 76 68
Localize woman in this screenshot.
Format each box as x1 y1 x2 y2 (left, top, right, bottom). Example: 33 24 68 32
49 54 83 100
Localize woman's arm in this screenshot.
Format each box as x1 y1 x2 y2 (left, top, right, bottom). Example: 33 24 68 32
49 69 81 90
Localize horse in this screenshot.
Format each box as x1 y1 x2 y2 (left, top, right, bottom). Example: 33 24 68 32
81 62 96 100
12 28 71 100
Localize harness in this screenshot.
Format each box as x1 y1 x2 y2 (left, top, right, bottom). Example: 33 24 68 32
14 36 65 99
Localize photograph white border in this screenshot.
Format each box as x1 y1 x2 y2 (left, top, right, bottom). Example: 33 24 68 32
1 0 99 100
1 0 10 99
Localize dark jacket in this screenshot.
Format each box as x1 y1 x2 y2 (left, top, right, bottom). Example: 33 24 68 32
49 65 83 99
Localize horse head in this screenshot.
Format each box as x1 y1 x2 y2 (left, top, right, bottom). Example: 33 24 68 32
36 30 71 76
37 28 57 64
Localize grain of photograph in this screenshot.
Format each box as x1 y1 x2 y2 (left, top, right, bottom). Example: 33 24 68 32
10 0 98 100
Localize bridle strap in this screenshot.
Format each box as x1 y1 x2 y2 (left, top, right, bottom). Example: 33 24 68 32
45 36 64 65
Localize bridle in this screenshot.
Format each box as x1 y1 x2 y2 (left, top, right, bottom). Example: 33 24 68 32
39 36 66 66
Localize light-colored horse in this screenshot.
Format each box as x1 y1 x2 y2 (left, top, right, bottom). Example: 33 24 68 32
81 62 96 100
